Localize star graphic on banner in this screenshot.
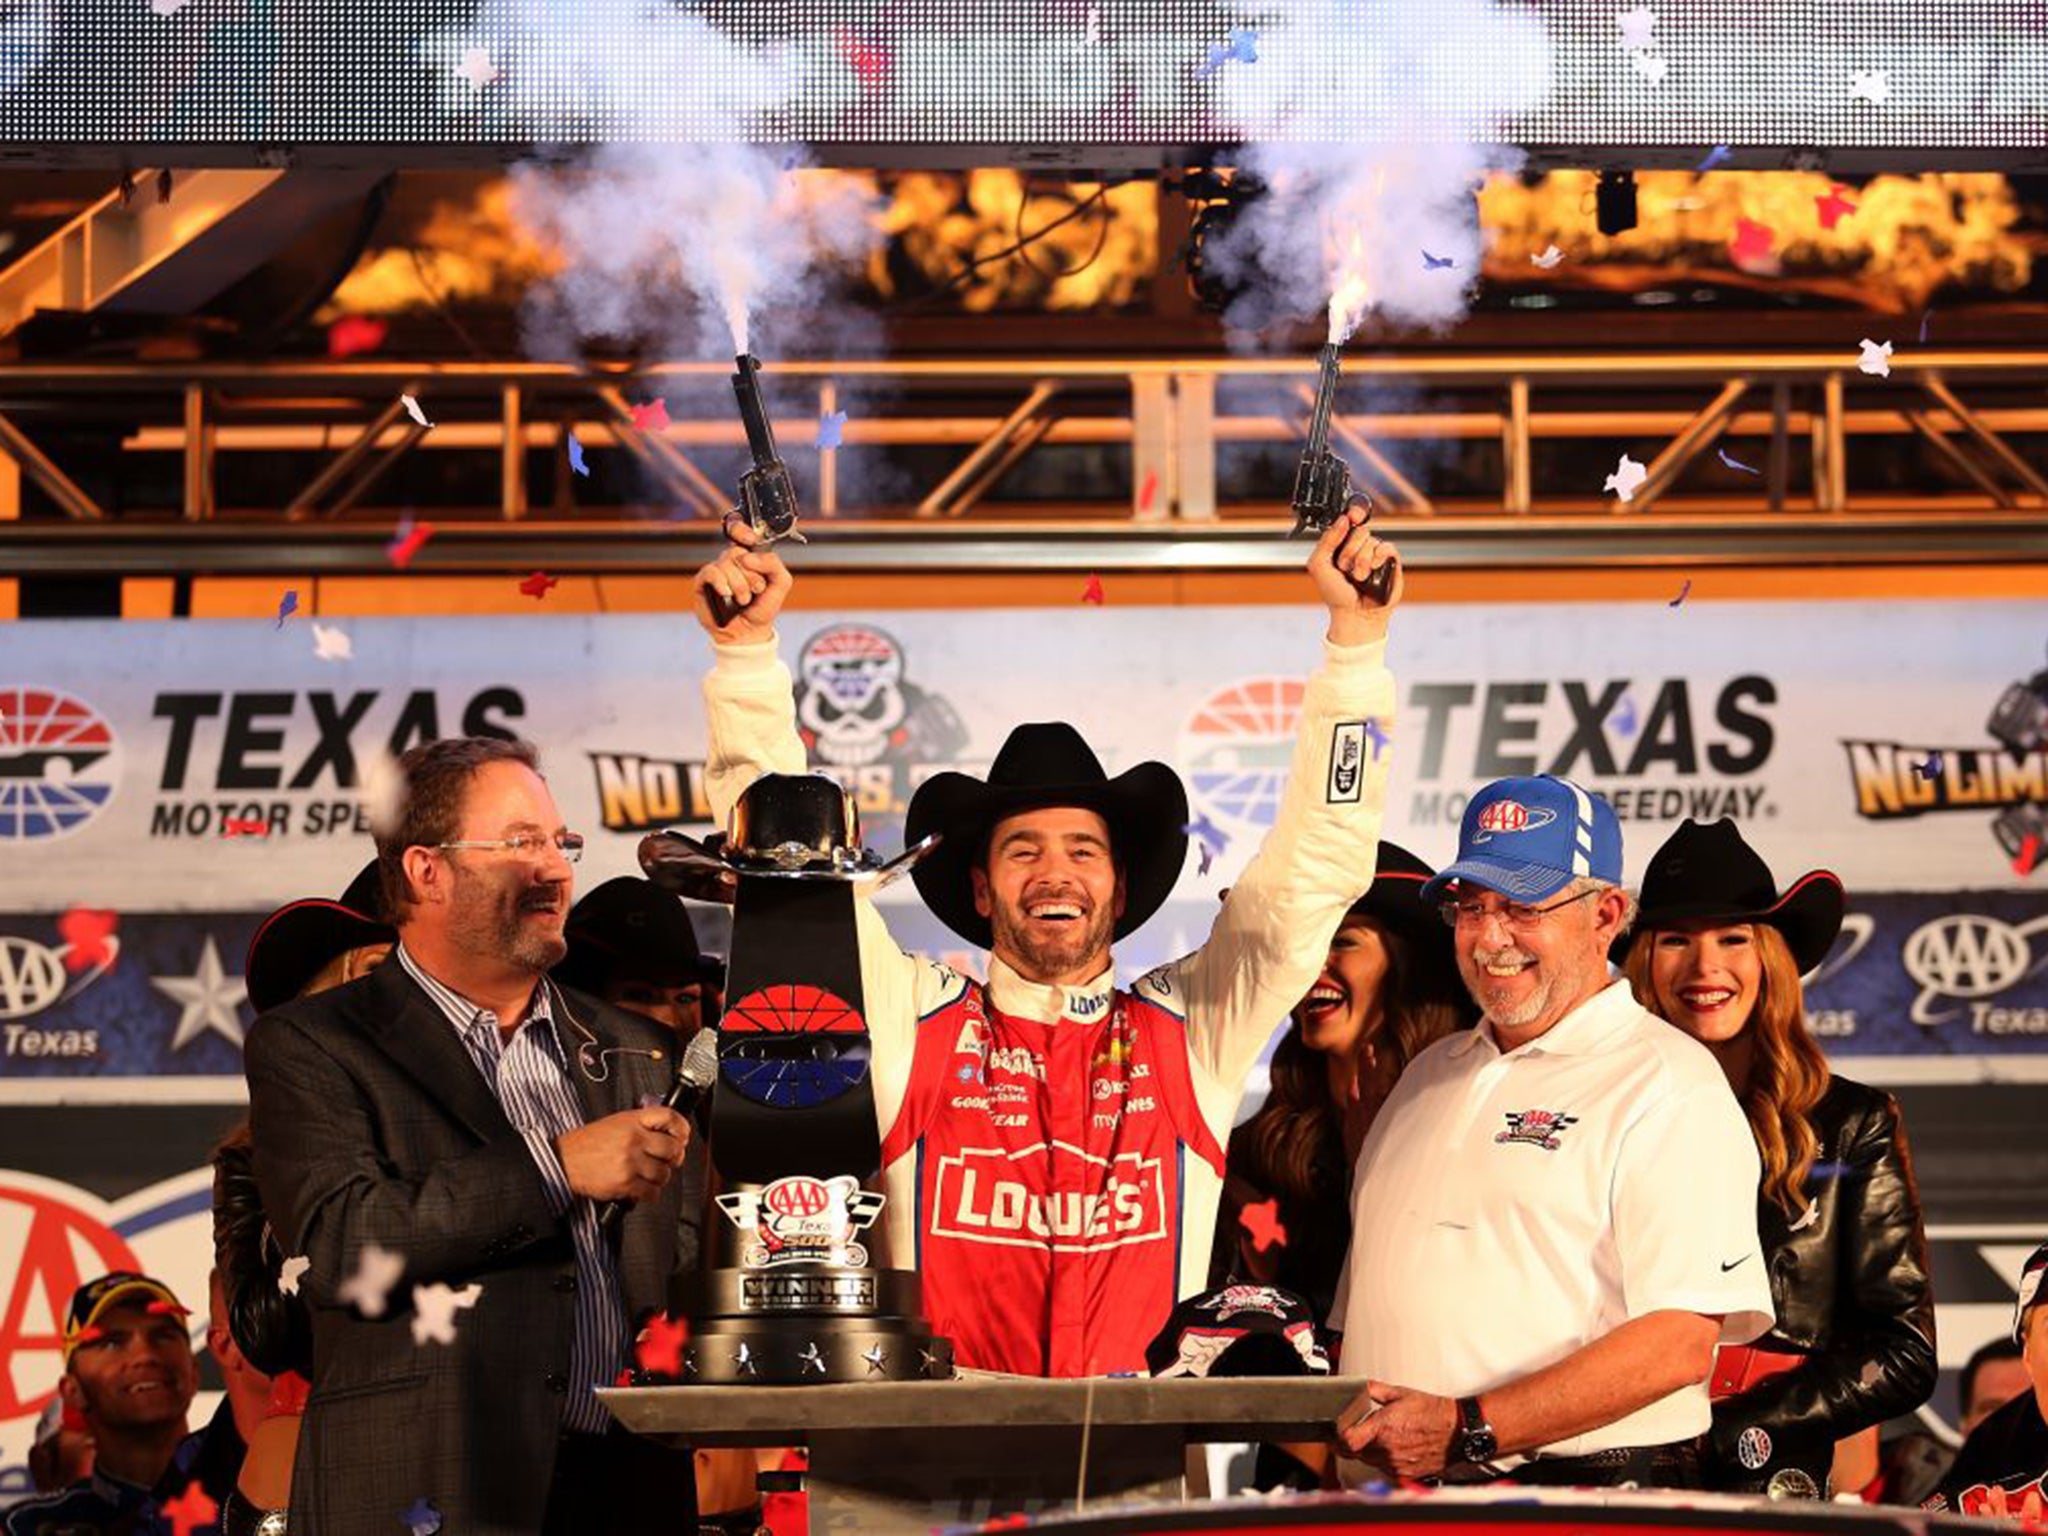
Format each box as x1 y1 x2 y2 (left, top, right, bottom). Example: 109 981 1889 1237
153 936 249 1051
863 1343 889 1374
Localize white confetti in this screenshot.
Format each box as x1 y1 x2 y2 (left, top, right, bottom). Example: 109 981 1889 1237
1628 50 1668 84
401 394 435 430
1857 338 1894 378
410 1282 484 1346
149 0 191 14
337 1243 405 1318
359 742 408 840
279 1255 311 1296
1848 69 1890 105
311 622 353 662
455 47 500 91
1530 244 1567 270
1614 5 1657 50
1604 453 1649 502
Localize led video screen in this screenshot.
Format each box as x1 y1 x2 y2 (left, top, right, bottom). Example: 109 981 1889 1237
0 1 2039 165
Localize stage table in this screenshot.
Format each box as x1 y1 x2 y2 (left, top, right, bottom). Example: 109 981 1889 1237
600 1374 1359 1531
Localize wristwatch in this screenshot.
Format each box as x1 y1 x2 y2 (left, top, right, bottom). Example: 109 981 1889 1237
1454 1395 1498 1465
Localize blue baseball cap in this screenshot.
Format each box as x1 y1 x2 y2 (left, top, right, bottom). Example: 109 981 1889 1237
1419 776 1624 906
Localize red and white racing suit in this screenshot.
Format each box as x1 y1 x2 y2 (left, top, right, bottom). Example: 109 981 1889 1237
703 630 1395 1376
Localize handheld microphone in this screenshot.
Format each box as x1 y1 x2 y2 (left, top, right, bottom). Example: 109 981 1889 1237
597 1028 719 1234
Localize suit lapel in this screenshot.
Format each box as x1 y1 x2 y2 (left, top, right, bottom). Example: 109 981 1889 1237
361 959 518 1146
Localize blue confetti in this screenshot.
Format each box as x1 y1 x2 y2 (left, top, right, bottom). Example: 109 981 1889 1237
1717 448 1761 475
400 1496 443 1536
1612 695 1639 738
1364 718 1391 759
1198 841 1215 876
1918 308 1934 344
275 590 298 629
817 409 848 450
1181 813 1230 855
1912 753 1942 781
1698 144 1732 171
567 430 589 477
1421 250 1455 271
1195 28 1257 78
1809 1161 1858 1180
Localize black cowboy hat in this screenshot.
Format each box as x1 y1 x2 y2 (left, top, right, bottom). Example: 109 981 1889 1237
245 861 396 1015
1290 841 1459 1008
903 721 1189 950
1618 817 1845 975
554 877 721 994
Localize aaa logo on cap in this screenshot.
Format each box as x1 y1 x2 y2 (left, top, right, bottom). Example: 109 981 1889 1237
1472 799 1558 839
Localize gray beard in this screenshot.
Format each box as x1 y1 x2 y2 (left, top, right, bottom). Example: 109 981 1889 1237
450 888 565 976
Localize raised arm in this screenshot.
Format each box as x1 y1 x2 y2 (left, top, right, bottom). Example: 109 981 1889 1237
1160 506 1402 1091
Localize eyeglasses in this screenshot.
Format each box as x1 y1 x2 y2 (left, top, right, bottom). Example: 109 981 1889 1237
1439 886 1601 930
436 832 585 864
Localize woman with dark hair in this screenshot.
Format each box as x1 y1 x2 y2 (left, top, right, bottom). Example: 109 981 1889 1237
1212 843 1475 1325
1619 818 1937 1498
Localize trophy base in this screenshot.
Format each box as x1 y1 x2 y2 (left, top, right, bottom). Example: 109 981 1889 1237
678 1316 954 1385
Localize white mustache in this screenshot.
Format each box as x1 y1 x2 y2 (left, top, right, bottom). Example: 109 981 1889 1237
1476 946 1536 968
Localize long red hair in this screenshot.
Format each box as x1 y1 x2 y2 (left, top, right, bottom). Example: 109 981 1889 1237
1624 923 1830 1215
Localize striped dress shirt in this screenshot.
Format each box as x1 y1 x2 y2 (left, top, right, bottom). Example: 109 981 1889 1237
395 945 624 1434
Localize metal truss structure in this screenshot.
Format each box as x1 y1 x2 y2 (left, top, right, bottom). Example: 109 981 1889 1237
0 349 2044 574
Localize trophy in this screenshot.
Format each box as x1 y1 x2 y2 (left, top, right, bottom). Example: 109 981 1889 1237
639 774 953 1383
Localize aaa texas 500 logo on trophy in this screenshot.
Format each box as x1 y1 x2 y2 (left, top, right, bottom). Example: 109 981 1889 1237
637 773 952 1383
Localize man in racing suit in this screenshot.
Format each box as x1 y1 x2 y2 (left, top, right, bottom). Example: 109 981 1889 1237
692 508 1401 1377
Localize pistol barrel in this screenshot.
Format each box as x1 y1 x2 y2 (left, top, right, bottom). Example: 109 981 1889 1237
731 354 781 467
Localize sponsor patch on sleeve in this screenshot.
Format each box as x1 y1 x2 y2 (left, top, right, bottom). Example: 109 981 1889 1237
1327 721 1366 803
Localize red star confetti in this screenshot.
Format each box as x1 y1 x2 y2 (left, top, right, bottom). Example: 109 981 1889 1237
837 30 893 89
145 1299 191 1318
162 1481 218 1536
388 518 436 570
70 1325 105 1347
326 315 388 359
518 571 559 600
1081 574 1106 605
221 817 270 838
614 1367 636 1386
2016 835 2041 878
628 397 670 433
1729 218 1776 268
57 909 118 974
1137 468 1159 513
1240 1198 1289 1253
1815 185 1858 230
636 1313 692 1376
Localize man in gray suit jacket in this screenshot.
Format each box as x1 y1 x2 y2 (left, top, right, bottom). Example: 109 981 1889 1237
247 736 699 1535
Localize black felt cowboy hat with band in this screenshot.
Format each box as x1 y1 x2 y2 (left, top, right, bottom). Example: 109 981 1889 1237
246 860 396 1015
554 876 722 996
1618 817 1846 975
904 721 1189 951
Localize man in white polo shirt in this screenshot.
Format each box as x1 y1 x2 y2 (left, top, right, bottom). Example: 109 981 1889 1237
1333 775 1772 1489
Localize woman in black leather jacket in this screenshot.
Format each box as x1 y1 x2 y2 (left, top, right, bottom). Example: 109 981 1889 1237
1619 818 1937 1498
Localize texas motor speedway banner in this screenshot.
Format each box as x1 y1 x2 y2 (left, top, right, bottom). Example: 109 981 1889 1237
2 598 2046 1083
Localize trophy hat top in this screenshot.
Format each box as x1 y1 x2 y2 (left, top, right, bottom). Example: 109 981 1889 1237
640 772 934 904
